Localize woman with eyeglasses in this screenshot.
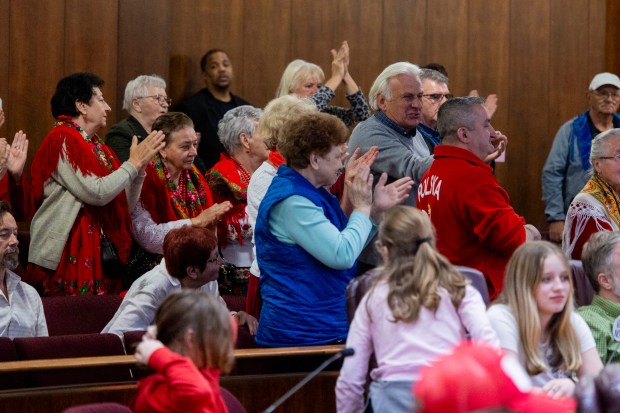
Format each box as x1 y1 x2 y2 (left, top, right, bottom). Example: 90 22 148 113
563 128 620 259
103 226 232 337
106 75 172 163
26 72 165 296
336 206 498 413
275 41 370 127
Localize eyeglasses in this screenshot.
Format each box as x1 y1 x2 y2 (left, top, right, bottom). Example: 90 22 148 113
396 93 425 104
422 93 454 102
137 95 172 106
207 255 225 265
598 154 620 162
591 90 620 99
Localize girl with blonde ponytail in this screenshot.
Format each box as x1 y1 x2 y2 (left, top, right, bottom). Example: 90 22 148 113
336 206 498 413
487 241 603 398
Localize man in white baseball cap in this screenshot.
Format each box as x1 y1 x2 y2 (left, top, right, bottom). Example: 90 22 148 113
542 72 620 244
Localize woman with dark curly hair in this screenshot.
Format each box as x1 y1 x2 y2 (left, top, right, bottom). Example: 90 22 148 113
26 72 164 296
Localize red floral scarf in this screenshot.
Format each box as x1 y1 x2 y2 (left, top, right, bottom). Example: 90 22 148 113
205 152 252 244
31 116 133 261
141 154 213 223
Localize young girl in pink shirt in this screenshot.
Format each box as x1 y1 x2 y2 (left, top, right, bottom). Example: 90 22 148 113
336 206 498 413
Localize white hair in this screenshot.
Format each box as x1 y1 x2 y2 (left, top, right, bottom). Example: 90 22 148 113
368 62 421 110
217 105 263 154
123 74 166 112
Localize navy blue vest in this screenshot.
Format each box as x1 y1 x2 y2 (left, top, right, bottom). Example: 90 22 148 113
255 165 355 347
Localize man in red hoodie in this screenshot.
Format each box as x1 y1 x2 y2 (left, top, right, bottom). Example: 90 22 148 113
417 96 539 299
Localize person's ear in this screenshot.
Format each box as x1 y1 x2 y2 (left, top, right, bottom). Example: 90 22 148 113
376 93 388 112
75 100 88 116
598 273 612 291
186 266 199 280
455 126 469 144
309 152 320 170
240 133 251 151
131 98 142 113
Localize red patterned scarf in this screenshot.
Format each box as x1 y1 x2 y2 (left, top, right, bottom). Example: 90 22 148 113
205 152 251 244
141 154 213 224
31 116 133 262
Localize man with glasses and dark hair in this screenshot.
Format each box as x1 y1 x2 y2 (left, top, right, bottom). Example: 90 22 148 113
106 75 171 162
177 49 251 171
417 68 452 153
542 72 620 243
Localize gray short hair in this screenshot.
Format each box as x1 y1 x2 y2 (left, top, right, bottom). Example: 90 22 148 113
276 60 325 98
437 96 484 142
217 106 263 154
582 231 620 293
419 68 449 85
123 75 167 112
368 62 421 111
590 128 620 168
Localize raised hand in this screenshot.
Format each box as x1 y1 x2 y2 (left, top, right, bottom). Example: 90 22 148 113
7 130 28 180
0 108 5 129
485 130 507 163
371 173 414 221
128 130 166 172
345 146 378 184
191 201 233 228
344 164 373 216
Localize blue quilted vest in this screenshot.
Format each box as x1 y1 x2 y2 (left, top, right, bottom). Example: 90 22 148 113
254 165 356 347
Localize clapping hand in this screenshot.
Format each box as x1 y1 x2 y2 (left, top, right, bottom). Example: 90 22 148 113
7 130 28 180
485 130 507 163
371 173 414 221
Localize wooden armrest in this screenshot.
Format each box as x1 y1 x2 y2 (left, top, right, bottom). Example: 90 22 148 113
0 344 345 373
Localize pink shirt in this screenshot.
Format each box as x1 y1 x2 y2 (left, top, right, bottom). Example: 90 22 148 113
335 282 499 413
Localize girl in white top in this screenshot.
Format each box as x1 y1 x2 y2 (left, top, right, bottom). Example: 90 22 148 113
336 206 498 413
487 241 603 398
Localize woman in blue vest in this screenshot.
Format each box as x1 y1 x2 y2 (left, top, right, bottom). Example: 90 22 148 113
254 112 413 347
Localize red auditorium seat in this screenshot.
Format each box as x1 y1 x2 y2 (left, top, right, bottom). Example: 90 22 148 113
42 295 123 336
570 260 595 307
13 333 131 387
0 337 25 390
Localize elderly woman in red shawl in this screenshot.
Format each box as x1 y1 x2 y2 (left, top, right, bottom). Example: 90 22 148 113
27 72 165 296
130 112 232 276
206 106 267 296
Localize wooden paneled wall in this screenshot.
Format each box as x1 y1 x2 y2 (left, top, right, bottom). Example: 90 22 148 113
0 0 618 228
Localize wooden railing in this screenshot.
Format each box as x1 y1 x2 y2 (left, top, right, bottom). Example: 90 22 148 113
0 344 344 373
0 345 344 413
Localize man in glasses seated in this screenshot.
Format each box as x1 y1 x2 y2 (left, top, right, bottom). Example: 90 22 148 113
417 68 452 153
542 72 620 243
106 75 171 162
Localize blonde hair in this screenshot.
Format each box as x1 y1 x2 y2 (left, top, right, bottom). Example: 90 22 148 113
275 59 325 98
259 95 317 150
496 241 581 375
370 206 468 322
155 290 235 373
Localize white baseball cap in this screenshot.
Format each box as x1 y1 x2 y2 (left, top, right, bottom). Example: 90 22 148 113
589 72 620 91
